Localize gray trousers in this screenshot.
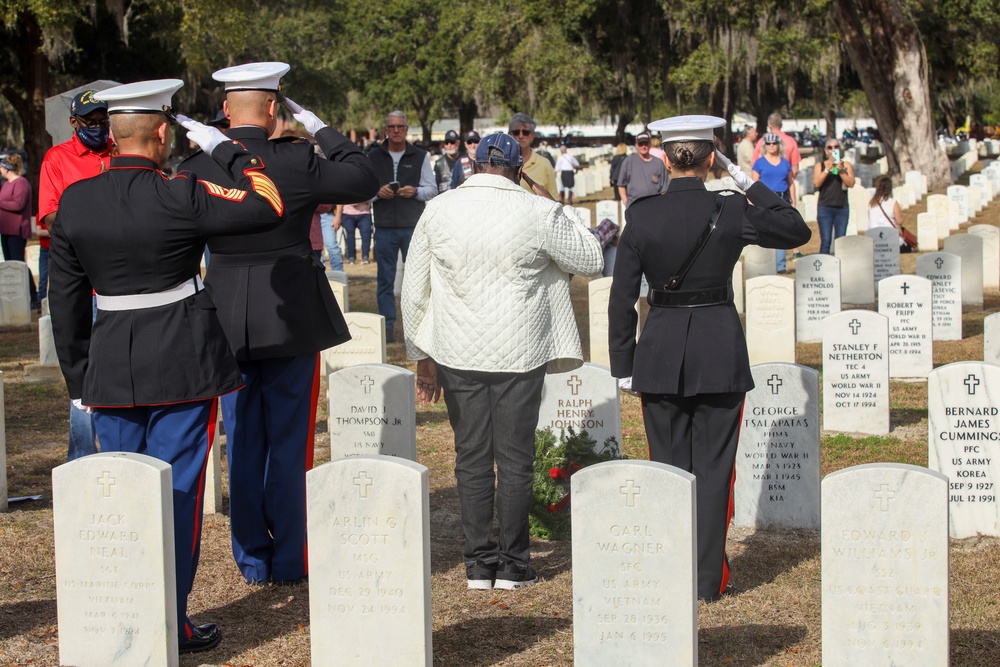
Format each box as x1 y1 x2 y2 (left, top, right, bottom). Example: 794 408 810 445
437 364 546 568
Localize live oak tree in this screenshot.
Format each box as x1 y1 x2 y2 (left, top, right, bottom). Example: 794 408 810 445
833 0 952 187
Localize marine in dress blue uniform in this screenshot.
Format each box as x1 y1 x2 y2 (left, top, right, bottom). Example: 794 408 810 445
49 79 286 654
608 116 811 601
177 63 380 586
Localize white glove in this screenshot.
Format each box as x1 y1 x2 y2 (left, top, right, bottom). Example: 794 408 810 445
71 398 93 414
176 114 227 155
618 377 639 397
715 150 754 192
283 97 327 137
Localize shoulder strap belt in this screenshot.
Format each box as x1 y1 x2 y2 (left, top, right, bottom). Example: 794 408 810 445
95 276 203 311
663 192 730 290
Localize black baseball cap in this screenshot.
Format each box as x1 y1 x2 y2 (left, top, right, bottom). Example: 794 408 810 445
444 130 460 143
70 90 107 117
465 130 481 143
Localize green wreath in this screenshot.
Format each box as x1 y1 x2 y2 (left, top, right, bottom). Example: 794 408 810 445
529 426 622 540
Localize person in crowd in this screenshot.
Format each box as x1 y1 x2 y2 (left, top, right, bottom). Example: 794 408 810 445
49 79 287 654
508 113 558 196
752 133 797 272
617 132 668 207
868 175 909 251
737 125 758 176
554 144 580 204
37 89 113 461
0 153 38 307
178 62 379 589
402 132 602 591
449 130 480 189
368 110 437 342
609 142 627 201
434 129 461 193
608 115 810 602
813 137 856 254
752 112 801 178
335 201 373 264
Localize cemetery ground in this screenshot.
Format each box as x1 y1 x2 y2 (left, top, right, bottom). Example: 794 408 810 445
2 188 1000 666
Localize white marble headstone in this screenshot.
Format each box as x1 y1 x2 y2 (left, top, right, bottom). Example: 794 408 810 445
821 463 949 667
322 312 387 376
947 184 970 224
53 452 177 667
307 456 432 666
968 224 999 290
595 200 619 225
877 275 933 379
795 255 842 343
822 310 890 435
985 313 1000 366
732 259 744 315
865 227 900 284
0 261 31 328
572 460 696 667
926 194 956 234
734 363 820 529
928 362 1000 538
916 212 939 252
537 364 621 452
328 364 416 461
745 275 795 365
327 274 349 313
833 235 875 304
742 245 776 279
589 277 613 367
916 253 963 341
943 234 984 308
203 406 222 515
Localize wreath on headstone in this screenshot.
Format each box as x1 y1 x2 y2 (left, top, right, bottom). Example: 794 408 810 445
529 426 621 540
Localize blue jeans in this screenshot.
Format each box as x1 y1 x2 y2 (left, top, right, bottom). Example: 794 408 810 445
38 247 48 302
319 213 344 271
374 226 414 334
817 205 850 254
67 401 97 461
341 213 373 262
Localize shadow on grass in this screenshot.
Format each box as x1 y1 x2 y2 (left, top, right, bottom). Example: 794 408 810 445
890 406 928 428
727 530 819 595
416 407 451 426
699 623 808 665
433 614 570 667
0 598 56 641
953 628 1000 667
194 584 308 665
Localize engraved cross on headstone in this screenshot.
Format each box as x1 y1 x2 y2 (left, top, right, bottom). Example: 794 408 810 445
901 282 910 295
567 375 583 396
360 375 375 394
849 319 862 335
620 479 640 507
767 374 783 395
353 471 374 498
97 471 116 497
935 257 944 270
874 483 896 511
813 259 823 271
965 374 980 395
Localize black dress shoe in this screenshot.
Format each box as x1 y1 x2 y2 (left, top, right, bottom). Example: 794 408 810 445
179 623 222 654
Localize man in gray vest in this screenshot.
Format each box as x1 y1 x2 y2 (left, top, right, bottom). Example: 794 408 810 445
369 111 437 341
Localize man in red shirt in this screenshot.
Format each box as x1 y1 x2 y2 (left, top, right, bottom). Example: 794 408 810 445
37 89 112 461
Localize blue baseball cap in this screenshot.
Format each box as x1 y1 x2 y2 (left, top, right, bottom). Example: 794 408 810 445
70 90 107 117
475 132 522 167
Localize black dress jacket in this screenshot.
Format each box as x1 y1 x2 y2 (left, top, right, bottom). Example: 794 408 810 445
50 142 285 406
178 125 379 361
609 178 811 396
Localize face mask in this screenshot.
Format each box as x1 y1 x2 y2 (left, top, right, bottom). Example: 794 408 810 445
76 125 109 151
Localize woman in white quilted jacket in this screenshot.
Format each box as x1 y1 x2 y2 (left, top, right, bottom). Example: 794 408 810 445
401 132 604 591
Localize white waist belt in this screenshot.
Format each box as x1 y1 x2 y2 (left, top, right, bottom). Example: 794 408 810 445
95 276 204 311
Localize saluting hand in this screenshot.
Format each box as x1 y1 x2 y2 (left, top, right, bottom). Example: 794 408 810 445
283 97 327 137
715 150 754 192
176 114 227 155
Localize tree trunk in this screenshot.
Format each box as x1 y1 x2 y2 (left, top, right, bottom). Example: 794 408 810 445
1 13 52 211
833 0 950 187
457 99 478 137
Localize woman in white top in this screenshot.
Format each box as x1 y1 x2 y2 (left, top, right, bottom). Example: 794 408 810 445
868 176 907 249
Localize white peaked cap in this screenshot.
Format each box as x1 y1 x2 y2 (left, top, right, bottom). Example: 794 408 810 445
213 62 290 91
648 115 726 143
95 79 184 114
